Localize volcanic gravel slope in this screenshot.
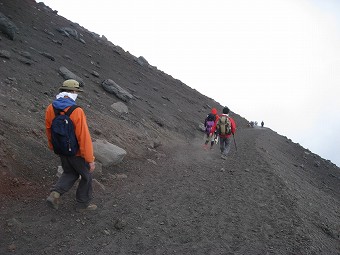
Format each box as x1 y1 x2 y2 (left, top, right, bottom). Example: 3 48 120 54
0 0 340 254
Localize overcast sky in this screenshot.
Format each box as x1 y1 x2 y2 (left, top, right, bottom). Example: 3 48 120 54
40 0 340 167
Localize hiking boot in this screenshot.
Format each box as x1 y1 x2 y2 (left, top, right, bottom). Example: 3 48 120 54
221 155 227 160
46 191 61 209
76 204 97 212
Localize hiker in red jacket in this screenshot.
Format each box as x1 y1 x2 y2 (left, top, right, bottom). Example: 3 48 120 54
203 108 219 149
211 107 236 159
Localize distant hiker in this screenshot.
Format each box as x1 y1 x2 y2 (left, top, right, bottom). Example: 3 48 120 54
45 79 96 212
211 106 236 160
203 108 219 149
261 121 264 127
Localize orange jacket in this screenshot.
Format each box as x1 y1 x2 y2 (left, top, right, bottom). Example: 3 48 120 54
45 104 95 163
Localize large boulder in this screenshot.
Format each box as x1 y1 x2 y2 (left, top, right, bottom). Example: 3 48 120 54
59 66 85 87
93 139 127 167
101 79 133 102
0 12 18 40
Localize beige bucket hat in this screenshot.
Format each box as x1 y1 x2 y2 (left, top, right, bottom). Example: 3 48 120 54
59 79 83 92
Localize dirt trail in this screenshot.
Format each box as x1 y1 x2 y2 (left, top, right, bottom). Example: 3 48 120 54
0 128 338 254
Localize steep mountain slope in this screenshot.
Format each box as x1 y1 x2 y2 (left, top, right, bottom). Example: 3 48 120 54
0 0 246 185
0 0 339 254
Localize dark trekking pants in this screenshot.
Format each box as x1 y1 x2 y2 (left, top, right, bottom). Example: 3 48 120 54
53 155 93 207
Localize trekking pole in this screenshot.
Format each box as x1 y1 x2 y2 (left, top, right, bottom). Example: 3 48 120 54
233 133 237 151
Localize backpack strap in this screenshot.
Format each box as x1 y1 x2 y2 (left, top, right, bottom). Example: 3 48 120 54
65 105 80 116
52 105 80 116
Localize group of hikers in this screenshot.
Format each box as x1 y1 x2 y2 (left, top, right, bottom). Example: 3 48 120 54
203 107 236 160
248 120 265 128
44 80 238 212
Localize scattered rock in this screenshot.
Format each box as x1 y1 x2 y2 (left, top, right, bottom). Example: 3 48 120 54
0 12 18 40
152 117 164 127
90 60 100 68
93 139 127 167
43 29 55 37
136 56 149 66
59 66 85 86
63 55 72 60
0 49 10 59
103 229 111 235
40 52 55 61
114 173 127 180
17 56 33 65
8 244 16 252
114 219 126 230
18 51 32 59
56 27 72 38
101 79 133 102
314 161 321 167
147 159 157 165
56 27 86 44
111 101 128 114
50 38 62 45
150 139 162 149
162 96 171 101
91 70 99 77
6 77 17 83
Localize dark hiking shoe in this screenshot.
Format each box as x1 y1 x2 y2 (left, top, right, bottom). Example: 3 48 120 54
46 191 61 209
76 204 97 212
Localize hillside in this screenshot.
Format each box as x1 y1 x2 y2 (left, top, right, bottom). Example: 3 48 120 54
1 0 340 254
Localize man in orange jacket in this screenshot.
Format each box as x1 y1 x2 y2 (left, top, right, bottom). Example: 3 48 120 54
45 79 96 211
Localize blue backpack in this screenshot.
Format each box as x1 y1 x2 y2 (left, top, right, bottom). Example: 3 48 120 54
51 105 80 156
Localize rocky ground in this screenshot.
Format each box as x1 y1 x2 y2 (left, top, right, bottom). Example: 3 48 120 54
0 0 340 254
1 127 340 254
